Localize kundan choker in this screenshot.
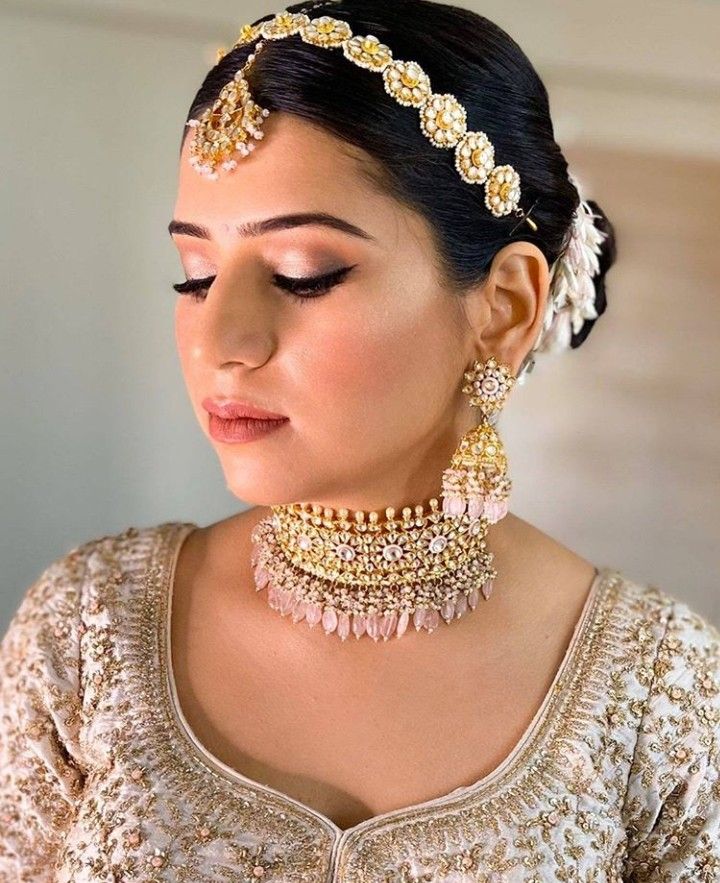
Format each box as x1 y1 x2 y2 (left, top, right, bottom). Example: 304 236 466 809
250 499 497 641
249 354 518 642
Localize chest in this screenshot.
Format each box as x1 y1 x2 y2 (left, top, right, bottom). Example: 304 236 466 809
169 576 569 830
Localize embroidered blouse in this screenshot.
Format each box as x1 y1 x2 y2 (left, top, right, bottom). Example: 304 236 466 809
1 520 719 882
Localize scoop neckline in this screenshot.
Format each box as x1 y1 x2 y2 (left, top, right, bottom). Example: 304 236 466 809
154 520 618 841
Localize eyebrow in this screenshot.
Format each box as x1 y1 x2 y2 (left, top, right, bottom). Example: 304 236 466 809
168 212 376 242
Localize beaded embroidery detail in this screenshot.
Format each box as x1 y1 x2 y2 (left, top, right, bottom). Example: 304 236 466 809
2 520 720 881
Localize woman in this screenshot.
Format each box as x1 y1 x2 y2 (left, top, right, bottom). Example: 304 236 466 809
1 0 718 879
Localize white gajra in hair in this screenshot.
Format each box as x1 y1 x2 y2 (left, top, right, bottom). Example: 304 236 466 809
517 172 608 385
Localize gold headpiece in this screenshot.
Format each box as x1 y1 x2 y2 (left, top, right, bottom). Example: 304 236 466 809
187 8 536 225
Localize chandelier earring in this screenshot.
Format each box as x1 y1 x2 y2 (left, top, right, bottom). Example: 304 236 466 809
440 356 516 524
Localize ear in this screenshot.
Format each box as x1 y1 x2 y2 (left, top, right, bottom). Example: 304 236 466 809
460 241 550 377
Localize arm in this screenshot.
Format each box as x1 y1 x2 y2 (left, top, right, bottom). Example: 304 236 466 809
622 598 720 881
0 543 91 880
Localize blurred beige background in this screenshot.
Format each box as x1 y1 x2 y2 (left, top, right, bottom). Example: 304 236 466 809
1 0 718 630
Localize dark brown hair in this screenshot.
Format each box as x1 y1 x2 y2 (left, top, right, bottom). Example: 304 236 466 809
182 0 616 351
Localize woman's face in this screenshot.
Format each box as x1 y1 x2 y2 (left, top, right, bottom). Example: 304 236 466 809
171 113 483 511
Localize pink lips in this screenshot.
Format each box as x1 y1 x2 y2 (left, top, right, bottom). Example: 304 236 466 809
202 397 289 444
202 398 287 420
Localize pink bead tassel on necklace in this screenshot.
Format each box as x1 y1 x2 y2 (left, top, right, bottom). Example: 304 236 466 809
252 565 492 641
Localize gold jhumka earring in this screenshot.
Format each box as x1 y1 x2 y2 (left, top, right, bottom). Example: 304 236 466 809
440 356 516 524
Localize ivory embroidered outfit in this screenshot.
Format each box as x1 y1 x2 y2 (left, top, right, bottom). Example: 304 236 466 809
1 520 719 881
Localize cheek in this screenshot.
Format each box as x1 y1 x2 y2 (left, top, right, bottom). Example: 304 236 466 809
174 301 214 432
295 287 461 429
174 301 196 371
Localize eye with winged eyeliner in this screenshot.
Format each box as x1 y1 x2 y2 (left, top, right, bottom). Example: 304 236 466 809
172 265 358 303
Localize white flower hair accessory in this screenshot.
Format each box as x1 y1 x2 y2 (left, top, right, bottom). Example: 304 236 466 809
516 172 608 384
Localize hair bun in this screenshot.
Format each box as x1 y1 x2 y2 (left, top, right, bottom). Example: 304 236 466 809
568 198 616 348
531 184 617 360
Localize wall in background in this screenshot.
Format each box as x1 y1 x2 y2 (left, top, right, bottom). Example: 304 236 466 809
1 0 718 629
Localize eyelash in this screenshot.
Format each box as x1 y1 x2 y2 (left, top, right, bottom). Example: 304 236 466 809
172 265 356 305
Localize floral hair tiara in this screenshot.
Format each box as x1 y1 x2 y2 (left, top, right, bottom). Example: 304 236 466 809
185 5 538 229
185 2 609 376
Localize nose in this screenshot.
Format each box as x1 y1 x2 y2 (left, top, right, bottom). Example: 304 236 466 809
194 269 276 369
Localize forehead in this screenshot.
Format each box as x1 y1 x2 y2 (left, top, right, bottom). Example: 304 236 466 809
174 112 389 232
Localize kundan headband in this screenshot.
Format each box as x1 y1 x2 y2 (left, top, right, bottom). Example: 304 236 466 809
185 1 608 380
186 5 530 222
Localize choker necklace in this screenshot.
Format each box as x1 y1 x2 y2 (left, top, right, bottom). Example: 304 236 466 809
249 353 519 642
250 498 497 641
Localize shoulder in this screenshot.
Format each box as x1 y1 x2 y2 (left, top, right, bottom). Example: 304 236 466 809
614 574 720 859
613 573 720 688
76 520 197 587
57 519 195 580
2 521 194 648
0 519 197 814
610 573 720 739
633 582 720 747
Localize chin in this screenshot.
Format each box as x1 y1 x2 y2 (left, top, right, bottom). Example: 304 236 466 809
222 474 304 508
218 450 336 507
